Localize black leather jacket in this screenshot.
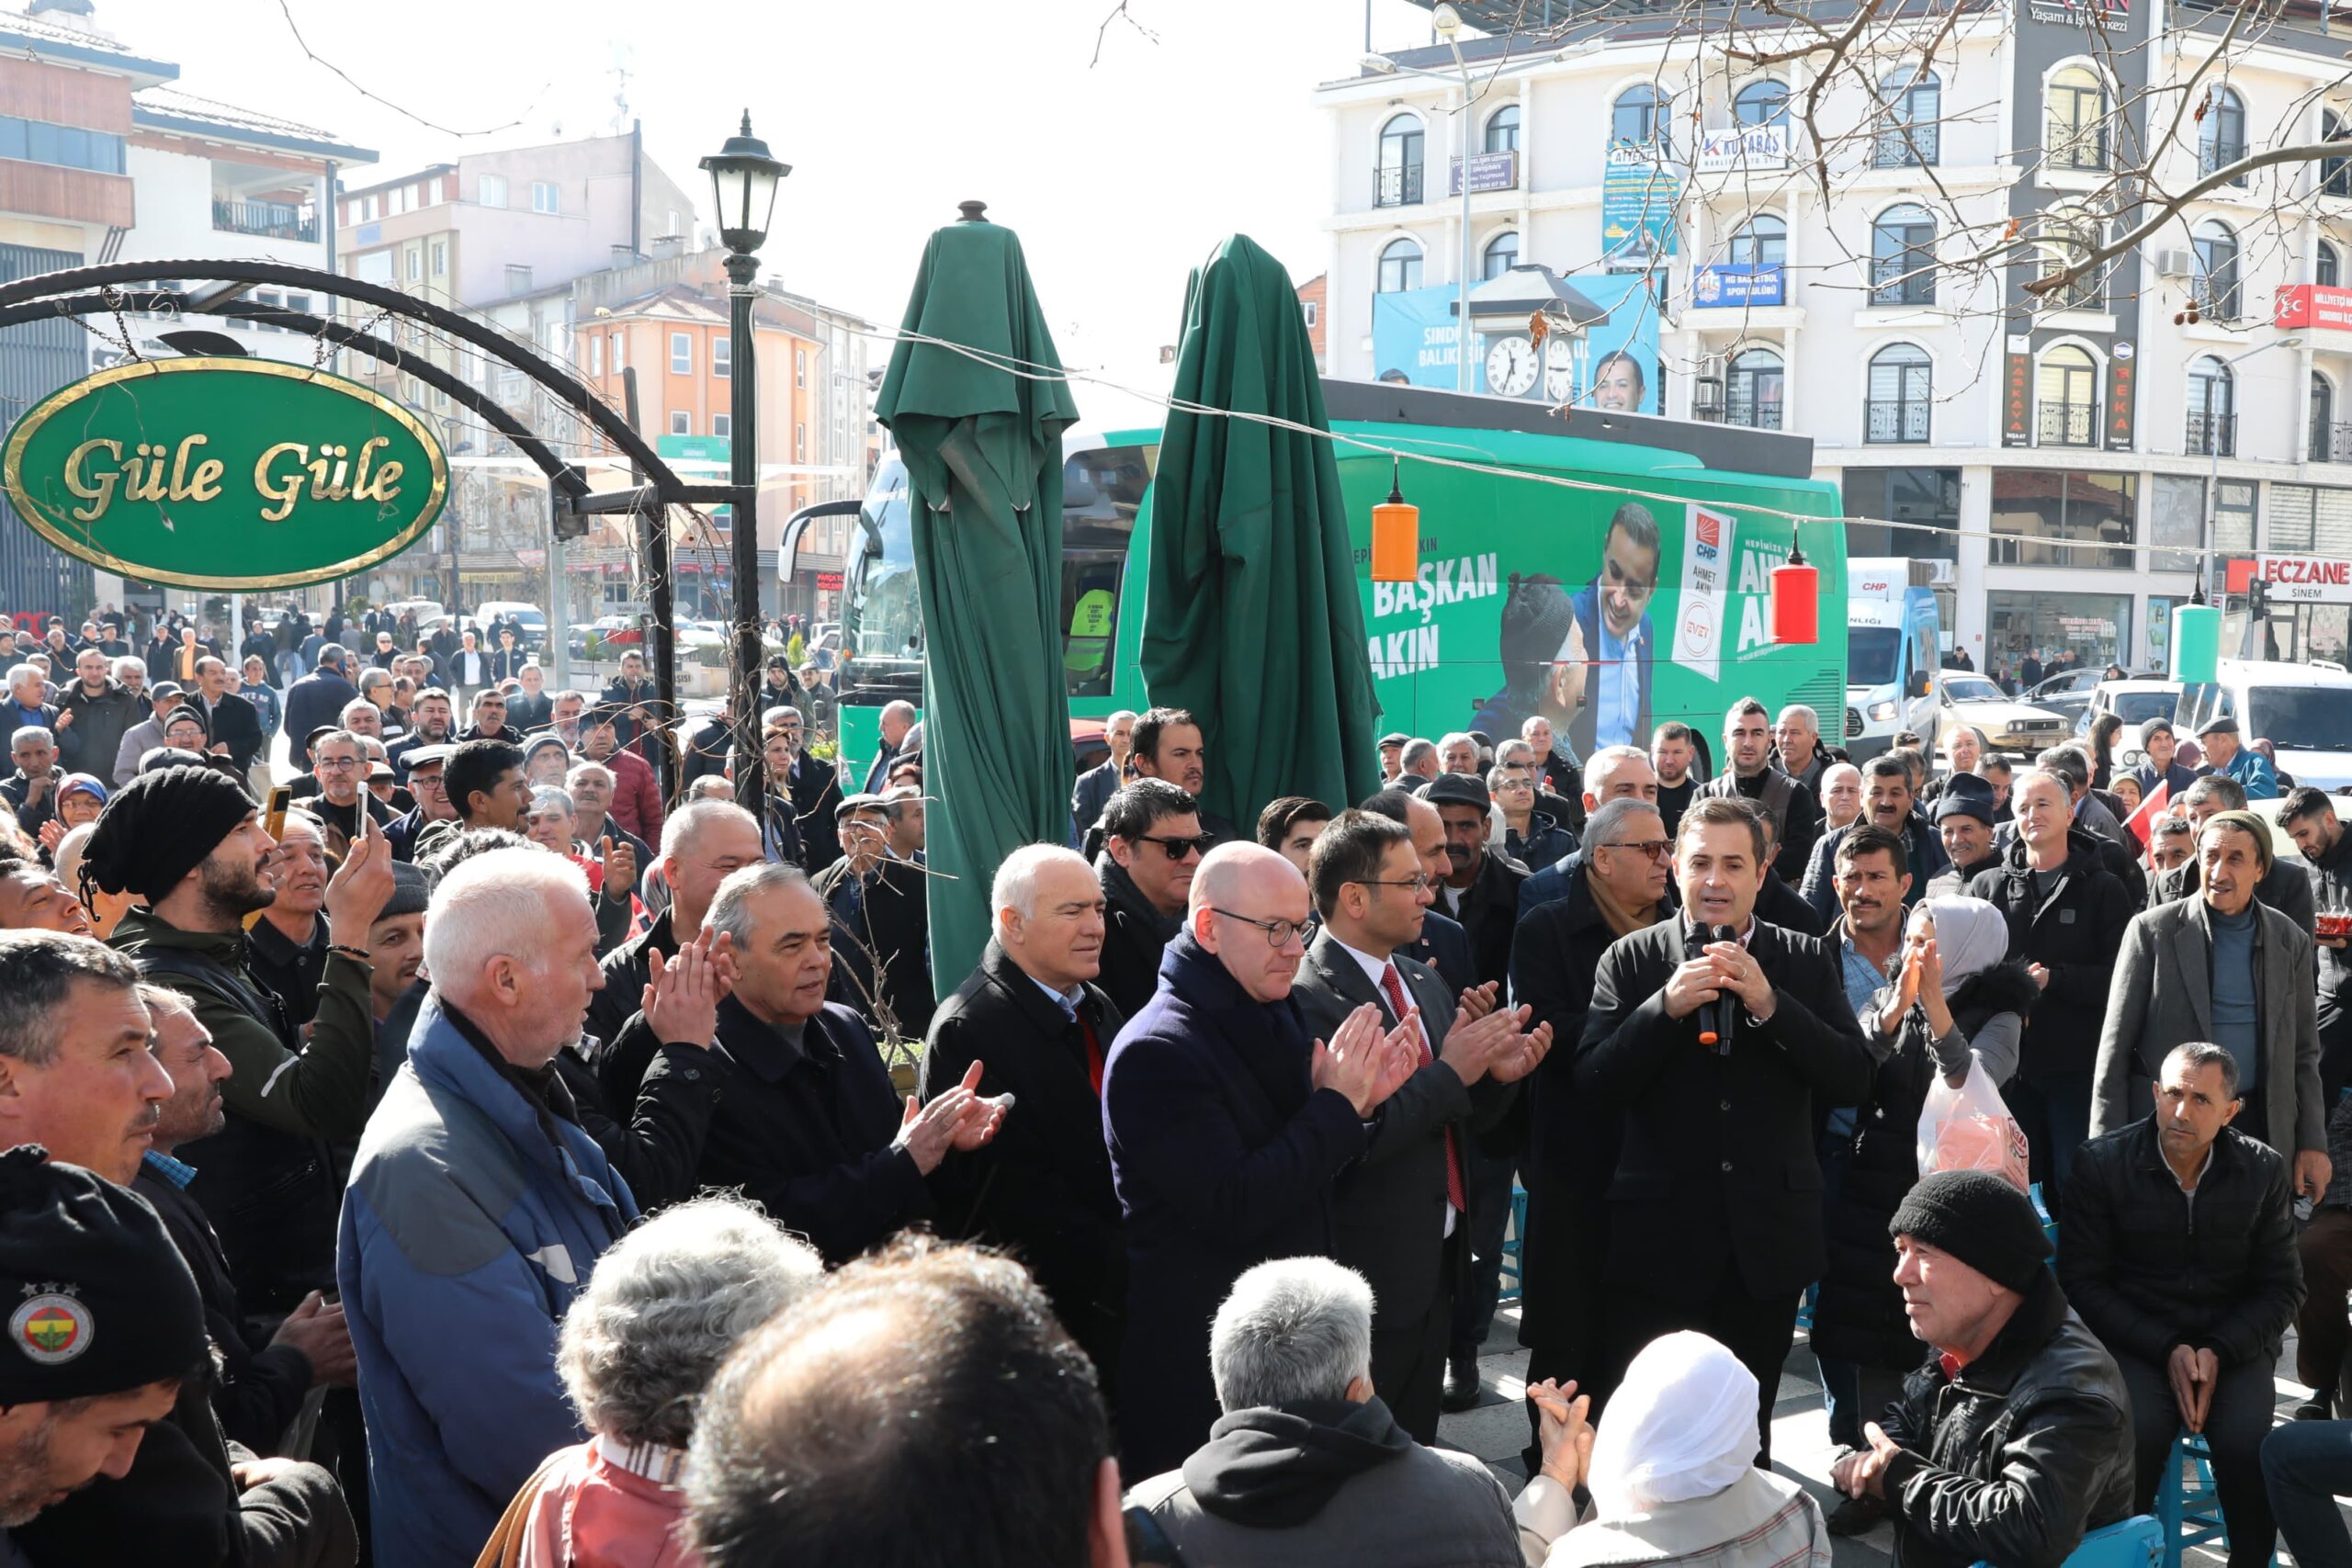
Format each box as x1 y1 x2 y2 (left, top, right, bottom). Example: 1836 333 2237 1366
1880 1269 2136 1568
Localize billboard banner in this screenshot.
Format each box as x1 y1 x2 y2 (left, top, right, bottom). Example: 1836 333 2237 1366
1691 264 1783 309
2276 284 2352 333
1372 275 1662 415
1601 142 1680 263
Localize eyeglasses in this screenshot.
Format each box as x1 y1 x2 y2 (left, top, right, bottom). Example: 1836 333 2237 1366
1356 874 1436 894
314 756 360 771
1600 839 1674 861
1135 832 1215 860
1211 908 1308 948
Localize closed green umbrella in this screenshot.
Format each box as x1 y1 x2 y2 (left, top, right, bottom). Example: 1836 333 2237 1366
1142 233 1382 826
874 206 1079 988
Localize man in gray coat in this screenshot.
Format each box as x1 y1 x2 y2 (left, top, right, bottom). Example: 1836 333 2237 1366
1289 809 1549 1439
1125 1257 1522 1568
2093 810 2331 1202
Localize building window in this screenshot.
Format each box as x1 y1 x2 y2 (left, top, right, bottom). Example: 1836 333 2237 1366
1870 204 1937 305
2192 219 2242 321
405 248 421 283
794 348 807 388
431 241 447 276
532 180 559 214
671 332 693 374
2327 112 2352 198
795 422 808 460
1611 85 1671 151
610 331 624 369
1866 344 1932 443
1987 590 2133 671
2313 372 2342 462
1725 347 1783 430
1733 79 1790 127
2047 65 2109 171
1726 213 1785 268
503 264 532 295
363 193 379 221
2321 242 2342 287
2199 86 2246 182
589 335 603 377
2188 355 2235 457
712 413 731 439
1482 231 1520 279
1485 105 1520 154
2039 209 2104 310
1376 237 1423 294
1991 469 2136 570
1303 299 1319 327
1376 114 1424 207
478 173 507 208
2036 344 2099 447
1843 468 1961 561
670 412 691 435
1875 68 1940 167
713 336 730 378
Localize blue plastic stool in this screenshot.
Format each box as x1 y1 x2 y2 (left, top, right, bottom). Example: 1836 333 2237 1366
2030 1180 2060 1254
2153 1431 2259 1568
1973 1514 2161 1568
1497 1184 1527 1305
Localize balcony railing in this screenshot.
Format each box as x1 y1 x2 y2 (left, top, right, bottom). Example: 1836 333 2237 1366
2186 412 2236 458
1871 123 1939 168
1865 398 1931 444
212 198 316 243
1724 389 1782 430
1374 164 1424 208
2045 125 2109 172
2312 418 2352 464
2038 401 2098 448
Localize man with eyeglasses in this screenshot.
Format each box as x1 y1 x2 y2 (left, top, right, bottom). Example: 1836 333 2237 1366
1510 793 1676 1467
1520 744 1660 918
1103 841 1423 1478
384 745 456 863
291 729 397 845
1292 810 1552 1441
1096 779 1208 1020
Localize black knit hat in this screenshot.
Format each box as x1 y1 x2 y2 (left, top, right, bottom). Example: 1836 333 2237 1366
1933 771 1996 827
0 1146 206 1403
84 763 257 904
1889 1169 2052 1293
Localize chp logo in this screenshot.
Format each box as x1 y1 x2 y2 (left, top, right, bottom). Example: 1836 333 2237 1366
1693 508 1722 562
11 1286 91 1365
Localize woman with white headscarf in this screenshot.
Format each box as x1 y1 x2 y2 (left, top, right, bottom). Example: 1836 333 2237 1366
1512 1333 1830 1565
1809 894 2039 1534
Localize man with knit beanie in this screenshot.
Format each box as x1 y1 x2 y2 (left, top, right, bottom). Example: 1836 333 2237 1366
1833 1168 2134 1568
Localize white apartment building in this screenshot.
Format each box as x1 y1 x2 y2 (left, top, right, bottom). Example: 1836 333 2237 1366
1319 0 2352 680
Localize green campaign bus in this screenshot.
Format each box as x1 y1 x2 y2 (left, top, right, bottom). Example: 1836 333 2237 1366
817 379 1849 787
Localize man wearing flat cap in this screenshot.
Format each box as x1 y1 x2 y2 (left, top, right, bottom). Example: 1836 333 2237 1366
1833 1168 2134 1568
2196 715 2279 799
1419 772 1525 995
577 703 663 848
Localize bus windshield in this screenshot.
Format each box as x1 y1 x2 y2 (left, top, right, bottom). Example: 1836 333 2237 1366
1849 626 1900 687
844 442 1158 701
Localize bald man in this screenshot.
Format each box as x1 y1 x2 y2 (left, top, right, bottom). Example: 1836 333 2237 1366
1102 842 1422 1478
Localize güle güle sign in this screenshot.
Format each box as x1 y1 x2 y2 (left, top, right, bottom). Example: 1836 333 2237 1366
1 358 448 590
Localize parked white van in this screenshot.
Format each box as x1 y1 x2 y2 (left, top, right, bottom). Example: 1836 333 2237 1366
2177 659 2352 791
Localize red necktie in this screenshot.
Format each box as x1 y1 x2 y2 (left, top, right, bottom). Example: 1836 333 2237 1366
1382 962 1464 1213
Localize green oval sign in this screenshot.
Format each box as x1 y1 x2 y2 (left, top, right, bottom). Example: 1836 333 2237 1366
2 357 448 590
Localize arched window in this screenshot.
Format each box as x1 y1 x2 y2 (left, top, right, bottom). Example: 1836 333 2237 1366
2036 344 2099 447
1727 213 1786 268
2192 219 2241 320
2199 86 2246 182
1485 105 1520 154
2321 241 2342 288
1871 204 1937 306
1612 85 1671 152
2313 372 2341 462
1875 67 1940 167
1376 114 1424 208
1376 237 1423 294
1734 79 1790 128
1726 347 1784 430
2039 209 2104 311
2188 355 2235 457
2327 111 2352 199
2047 65 2109 171
1867 344 1932 443
1482 231 1520 279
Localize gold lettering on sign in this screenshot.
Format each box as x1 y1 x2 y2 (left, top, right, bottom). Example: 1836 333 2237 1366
63 439 122 522
254 443 308 523
169 435 224 502
351 437 401 502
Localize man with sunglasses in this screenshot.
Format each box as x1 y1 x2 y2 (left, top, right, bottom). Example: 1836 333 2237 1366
1292 809 1552 1441
1097 779 1211 1019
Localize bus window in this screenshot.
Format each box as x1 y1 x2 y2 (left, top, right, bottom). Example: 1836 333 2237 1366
1061 445 1157 697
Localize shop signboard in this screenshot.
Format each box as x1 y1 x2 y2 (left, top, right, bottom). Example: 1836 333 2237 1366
2228 553 2352 604
658 431 730 518
1696 124 1790 174
1448 151 1519 196
2106 340 2135 450
2028 0 2126 24
1601 141 1680 264
1 357 447 590
2275 284 2352 333
1690 264 1784 308
2001 337 2032 447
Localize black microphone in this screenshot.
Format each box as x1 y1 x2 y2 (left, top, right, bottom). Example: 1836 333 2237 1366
1700 924 1738 1055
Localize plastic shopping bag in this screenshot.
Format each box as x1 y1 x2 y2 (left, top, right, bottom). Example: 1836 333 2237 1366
1916 1056 2030 1192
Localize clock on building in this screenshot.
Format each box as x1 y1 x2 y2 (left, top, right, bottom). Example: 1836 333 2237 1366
1484 334 1538 398
1543 336 1576 403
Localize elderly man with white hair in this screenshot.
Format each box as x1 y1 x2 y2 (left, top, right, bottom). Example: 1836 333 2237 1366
489 1196 823 1566
340 845 694 1566
1104 841 1424 1478
1125 1257 1521 1565
923 842 1131 1386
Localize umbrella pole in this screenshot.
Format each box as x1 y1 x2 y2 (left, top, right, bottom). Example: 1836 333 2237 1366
725 251 768 808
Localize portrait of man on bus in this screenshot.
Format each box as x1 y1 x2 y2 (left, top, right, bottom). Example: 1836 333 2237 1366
1565 502 1658 755
1589 349 1647 412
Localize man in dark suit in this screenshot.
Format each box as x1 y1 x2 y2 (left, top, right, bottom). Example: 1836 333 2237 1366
1102 843 1421 1480
758 705 843 874
282 645 358 772
1290 810 1551 1440
1359 789 1475 994
1575 794 1874 1454
923 843 1129 1393
815 795 934 1041
1419 773 1526 993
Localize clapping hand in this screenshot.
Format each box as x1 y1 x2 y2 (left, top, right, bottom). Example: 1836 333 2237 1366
1310 1004 1392 1117
1527 1379 1593 1491
641 933 721 1047
1457 980 1498 1021
894 1060 1009 1173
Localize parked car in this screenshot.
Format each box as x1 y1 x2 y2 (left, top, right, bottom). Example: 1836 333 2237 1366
2178 658 2352 793
475 600 548 649
2020 667 2109 727
1937 671 2074 758
2074 678 2184 764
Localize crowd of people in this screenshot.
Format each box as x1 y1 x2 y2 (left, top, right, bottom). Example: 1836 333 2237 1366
9 597 2352 1567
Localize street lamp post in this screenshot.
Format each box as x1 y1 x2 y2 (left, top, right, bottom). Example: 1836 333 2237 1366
700 112 788 812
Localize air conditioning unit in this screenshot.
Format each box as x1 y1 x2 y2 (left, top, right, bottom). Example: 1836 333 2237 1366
2154 249 2198 278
